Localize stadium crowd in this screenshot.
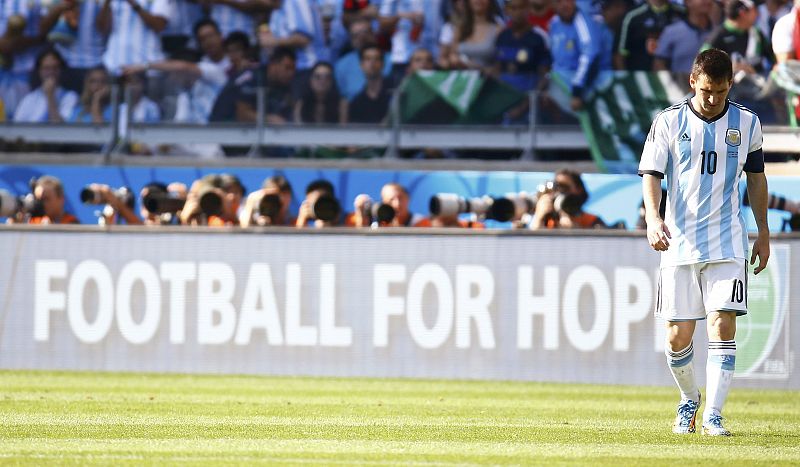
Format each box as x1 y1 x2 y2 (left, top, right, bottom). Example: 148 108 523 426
1 170 610 229
1 0 798 132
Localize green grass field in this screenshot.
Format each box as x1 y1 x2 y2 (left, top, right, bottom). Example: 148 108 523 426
1 370 798 466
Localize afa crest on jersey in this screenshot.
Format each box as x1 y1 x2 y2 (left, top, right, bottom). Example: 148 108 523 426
725 129 741 146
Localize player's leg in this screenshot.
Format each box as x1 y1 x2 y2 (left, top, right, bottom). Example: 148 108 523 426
658 265 705 434
700 259 747 436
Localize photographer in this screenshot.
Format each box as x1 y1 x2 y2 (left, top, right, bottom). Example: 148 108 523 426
179 174 244 227
530 169 605 230
240 175 295 227
25 176 79 225
296 179 342 228
349 183 428 228
81 183 142 225
139 182 187 226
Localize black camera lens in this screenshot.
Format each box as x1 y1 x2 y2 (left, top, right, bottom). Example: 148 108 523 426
375 203 396 224
80 188 100 204
487 197 515 222
312 194 340 222
258 193 282 219
199 190 223 216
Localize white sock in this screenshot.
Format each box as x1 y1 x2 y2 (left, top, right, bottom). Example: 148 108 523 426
666 342 699 402
704 340 736 421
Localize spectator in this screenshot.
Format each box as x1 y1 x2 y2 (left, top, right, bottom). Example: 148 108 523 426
596 0 628 69
262 0 327 91
343 0 380 30
446 0 504 70
654 0 713 73
123 19 230 124
495 0 552 93
529 0 556 32
294 61 347 123
41 0 106 94
240 175 295 226
207 31 256 122
296 179 342 228
224 31 256 78
27 175 79 225
438 0 467 69
1 7 46 117
69 66 111 123
118 71 161 155
14 49 78 123
406 47 435 74
335 18 392 101
379 0 425 81
549 0 606 112
702 0 775 75
348 44 392 123
758 0 792 45
235 46 297 124
615 0 684 71
97 0 169 75
771 0 799 64
529 168 605 229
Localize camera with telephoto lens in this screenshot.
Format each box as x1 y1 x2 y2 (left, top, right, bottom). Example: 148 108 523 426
358 195 396 225
143 191 186 214
0 189 45 218
537 180 585 217
80 186 135 209
308 193 341 222
429 193 517 222
257 193 282 220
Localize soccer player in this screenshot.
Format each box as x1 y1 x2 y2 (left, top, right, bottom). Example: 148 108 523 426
639 48 770 437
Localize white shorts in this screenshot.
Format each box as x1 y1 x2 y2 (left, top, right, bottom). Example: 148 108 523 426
655 258 748 321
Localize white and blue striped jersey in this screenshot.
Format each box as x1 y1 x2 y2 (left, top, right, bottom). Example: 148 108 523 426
639 99 765 267
162 0 204 40
0 0 46 75
269 0 326 70
211 1 255 43
102 0 170 75
56 0 106 69
379 0 424 65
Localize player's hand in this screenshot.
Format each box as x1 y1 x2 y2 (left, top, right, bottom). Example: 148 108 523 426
750 232 770 275
646 218 671 251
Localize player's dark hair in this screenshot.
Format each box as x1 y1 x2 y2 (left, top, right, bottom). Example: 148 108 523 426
690 49 733 83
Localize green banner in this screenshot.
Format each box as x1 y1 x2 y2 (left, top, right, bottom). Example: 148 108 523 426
400 71 523 125
557 71 688 174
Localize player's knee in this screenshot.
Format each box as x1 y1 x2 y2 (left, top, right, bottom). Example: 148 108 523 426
665 329 692 352
709 312 736 340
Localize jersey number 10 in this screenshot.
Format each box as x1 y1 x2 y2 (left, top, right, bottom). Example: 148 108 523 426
700 150 718 175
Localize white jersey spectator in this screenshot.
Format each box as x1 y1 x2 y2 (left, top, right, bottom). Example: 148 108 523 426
771 2 799 62
54 0 106 70
211 2 255 42
100 0 170 75
13 87 78 122
269 0 326 70
0 0 46 76
379 0 425 68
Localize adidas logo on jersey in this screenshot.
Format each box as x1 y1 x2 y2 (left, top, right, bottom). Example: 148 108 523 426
679 133 691 142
